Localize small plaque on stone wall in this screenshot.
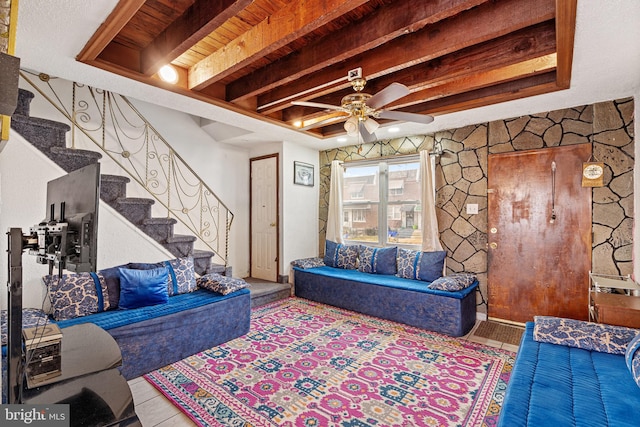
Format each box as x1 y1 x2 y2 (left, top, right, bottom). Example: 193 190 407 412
582 162 604 187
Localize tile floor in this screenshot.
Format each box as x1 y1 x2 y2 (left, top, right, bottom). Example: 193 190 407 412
129 319 519 426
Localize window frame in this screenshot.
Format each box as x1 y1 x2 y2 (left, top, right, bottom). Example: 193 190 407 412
341 155 422 248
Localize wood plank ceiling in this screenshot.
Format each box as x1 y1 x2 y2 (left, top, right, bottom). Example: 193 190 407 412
77 0 576 140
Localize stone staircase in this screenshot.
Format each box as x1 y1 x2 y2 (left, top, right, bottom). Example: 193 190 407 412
11 89 225 276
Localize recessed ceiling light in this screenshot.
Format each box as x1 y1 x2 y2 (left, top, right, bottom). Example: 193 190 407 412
158 65 178 84
337 137 348 142
293 120 302 127
388 127 400 133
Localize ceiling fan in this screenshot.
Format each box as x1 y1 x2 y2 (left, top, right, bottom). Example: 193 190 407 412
292 68 434 143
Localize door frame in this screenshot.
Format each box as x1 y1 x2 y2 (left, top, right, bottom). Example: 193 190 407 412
250 154 280 281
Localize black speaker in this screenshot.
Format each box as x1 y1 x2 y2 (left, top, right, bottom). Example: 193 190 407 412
0 52 20 116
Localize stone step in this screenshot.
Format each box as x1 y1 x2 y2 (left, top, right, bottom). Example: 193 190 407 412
140 217 177 243
11 114 70 153
112 197 154 225
165 234 196 258
100 174 131 203
15 89 35 116
50 146 102 172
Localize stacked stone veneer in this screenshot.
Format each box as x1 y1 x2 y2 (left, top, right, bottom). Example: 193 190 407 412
319 97 634 314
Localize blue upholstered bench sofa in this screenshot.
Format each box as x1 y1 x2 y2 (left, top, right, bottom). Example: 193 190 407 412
2 256 251 390
499 316 640 427
292 242 478 337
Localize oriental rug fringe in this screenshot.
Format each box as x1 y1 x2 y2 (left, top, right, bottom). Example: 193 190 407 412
145 298 515 426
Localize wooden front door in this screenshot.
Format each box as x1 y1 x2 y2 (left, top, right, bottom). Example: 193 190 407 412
487 145 592 323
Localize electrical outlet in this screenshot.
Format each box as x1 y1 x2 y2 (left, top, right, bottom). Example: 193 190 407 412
466 204 479 215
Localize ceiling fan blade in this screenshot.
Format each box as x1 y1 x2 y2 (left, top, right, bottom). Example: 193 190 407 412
292 100 343 111
378 110 434 124
299 110 349 130
366 82 410 109
359 122 377 143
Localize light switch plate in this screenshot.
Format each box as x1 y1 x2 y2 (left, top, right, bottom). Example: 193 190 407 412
466 203 479 214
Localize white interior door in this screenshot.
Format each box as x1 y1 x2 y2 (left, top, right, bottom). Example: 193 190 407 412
251 156 278 281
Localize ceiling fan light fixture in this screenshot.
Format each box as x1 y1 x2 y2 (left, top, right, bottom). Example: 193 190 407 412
363 117 379 134
344 116 359 135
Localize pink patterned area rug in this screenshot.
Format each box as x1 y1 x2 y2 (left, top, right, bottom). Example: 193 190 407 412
144 298 515 426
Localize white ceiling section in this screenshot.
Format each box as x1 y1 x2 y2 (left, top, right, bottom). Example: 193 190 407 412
13 1 640 151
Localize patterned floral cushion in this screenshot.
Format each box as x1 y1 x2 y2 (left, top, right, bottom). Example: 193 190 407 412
396 248 446 282
291 257 326 269
1 308 49 346
427 273 477 291
164 257 197 295
44 273 110 321
324 240 358 270
197 273 250 295
358 245 397 275
533 316 639 355
625 333 640 388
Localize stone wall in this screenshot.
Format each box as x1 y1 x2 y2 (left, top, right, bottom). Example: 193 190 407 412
319 98 635 314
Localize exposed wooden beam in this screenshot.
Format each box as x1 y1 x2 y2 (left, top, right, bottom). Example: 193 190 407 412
227 0 489 102
258 0 556 114
76 0 146 62
281 22 557 120
188 0 370 90
391 54 557 110
140 0 252 76
555 0 577 88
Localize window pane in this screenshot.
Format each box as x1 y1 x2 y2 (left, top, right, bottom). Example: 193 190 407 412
387 162 421 245
342 165 379 243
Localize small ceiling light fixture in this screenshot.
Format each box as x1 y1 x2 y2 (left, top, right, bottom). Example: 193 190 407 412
158 64 179 84
388 127 400 133
344 116 359 136
337 136 348 143
293 120 302 128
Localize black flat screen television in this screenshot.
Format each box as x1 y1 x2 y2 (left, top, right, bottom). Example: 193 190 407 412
43 162 100 272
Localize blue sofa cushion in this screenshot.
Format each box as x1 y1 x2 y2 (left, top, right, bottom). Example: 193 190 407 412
197 273 250 295
128 256 197 296
396 248 445 282
533 316 638 355
357 245 397 275
626 333 640 387
44 272 111 320
118 267 169 309
428 273 477 291
291 257 325 269
324 240 358 270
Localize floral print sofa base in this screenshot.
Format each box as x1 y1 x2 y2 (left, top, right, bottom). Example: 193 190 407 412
291 242 478 337
498 316 640 427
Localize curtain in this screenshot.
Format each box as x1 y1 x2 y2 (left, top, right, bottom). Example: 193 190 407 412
420 150 443 251
326 160 344 244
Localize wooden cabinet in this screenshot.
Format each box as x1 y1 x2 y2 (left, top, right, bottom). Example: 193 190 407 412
589 273 640 328
591 292 640 328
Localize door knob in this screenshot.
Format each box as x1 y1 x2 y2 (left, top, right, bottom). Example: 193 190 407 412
270 222 276 227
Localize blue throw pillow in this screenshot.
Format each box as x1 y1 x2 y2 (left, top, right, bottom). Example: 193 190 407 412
324 240 358 270
118 267 169 309
396 248 446 282
358 245 397 275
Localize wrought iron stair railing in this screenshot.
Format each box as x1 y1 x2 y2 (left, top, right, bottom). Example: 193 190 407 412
19 70 233 267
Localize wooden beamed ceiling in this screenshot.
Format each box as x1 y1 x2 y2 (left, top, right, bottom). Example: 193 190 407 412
78 0 576 139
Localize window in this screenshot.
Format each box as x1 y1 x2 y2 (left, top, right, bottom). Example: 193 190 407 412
342 157 423 247
353 209 367 222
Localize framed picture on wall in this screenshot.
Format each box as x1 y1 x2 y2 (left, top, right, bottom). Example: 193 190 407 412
294 161 314 186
